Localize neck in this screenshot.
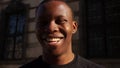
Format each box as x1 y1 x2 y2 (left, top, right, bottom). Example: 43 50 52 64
42 52 75 65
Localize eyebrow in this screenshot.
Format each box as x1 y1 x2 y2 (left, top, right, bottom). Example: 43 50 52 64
56 15 66 18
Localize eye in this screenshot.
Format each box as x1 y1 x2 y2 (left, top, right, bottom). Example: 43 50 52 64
55 18 67 24
37 20 48 27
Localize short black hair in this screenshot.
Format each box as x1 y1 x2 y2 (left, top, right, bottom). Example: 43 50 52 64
36 0 65 13
40 0 65 5
36 0 75 21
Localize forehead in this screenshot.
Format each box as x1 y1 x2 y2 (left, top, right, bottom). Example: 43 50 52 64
36 1 72 18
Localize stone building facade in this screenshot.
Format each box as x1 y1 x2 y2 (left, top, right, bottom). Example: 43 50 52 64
0 0 120 68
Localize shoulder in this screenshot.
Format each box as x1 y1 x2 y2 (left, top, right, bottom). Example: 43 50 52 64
76 55 105 68
19 56 44 68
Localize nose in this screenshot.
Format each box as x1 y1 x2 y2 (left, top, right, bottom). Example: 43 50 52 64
45 20 59 33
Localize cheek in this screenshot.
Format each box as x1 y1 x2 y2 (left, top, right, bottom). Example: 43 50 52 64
35 27 43 39
65 23 73 34
36 25 44 34
62 24 73 42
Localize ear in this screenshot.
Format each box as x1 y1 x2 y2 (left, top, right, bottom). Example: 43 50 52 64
72 21 78 34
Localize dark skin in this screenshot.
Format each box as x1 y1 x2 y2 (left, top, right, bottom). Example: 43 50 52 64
36 1 78 65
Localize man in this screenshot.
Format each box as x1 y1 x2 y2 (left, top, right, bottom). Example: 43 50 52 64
20 0 105 68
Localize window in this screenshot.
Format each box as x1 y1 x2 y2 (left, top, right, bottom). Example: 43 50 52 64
4 14 25 59
0 1 27 60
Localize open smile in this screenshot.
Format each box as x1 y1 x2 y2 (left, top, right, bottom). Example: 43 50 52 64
43 37 64 46
47 37 63 42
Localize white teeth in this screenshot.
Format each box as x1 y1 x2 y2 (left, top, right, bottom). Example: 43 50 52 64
46 38 61 42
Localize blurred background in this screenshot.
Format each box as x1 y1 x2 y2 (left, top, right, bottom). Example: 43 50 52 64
0 0 120 68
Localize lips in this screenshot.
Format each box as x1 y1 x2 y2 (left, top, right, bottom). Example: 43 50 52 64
42 36 64 46
46 37 63 42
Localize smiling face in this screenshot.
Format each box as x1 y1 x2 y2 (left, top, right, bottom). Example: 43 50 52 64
36 1 77 56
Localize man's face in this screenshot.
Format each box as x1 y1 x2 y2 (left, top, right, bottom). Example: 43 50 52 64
36 1 77 55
